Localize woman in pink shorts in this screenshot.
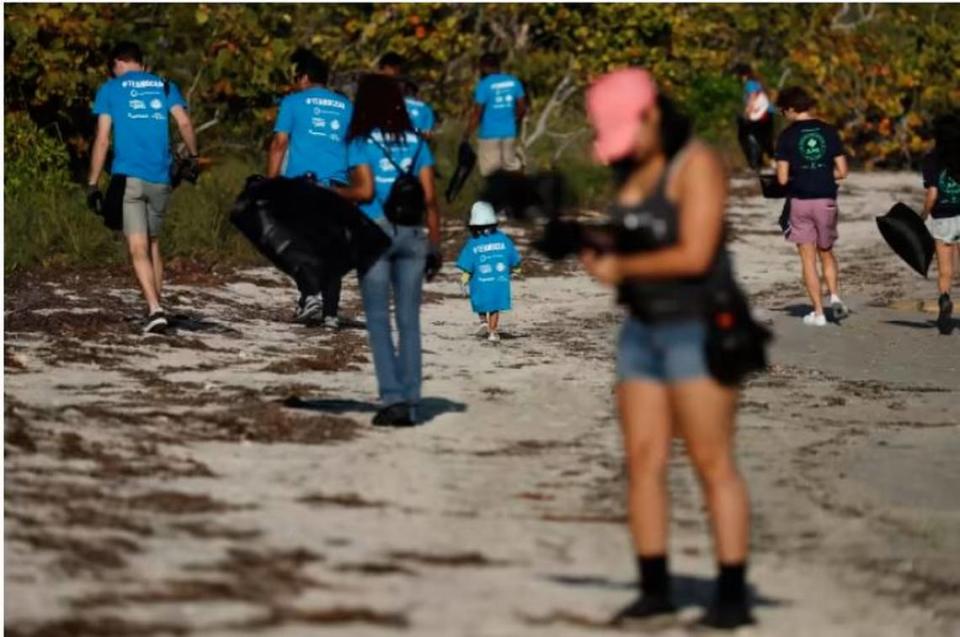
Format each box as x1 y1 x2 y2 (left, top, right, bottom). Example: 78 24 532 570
774 87 849 326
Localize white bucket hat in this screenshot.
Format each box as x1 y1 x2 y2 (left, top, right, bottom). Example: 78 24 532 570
469 201 497 227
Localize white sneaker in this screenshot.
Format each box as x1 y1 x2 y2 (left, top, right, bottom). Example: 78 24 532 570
322 316 340 330
296 294 324 323
488 331 501 342
802 312 827 327
477 324 490 336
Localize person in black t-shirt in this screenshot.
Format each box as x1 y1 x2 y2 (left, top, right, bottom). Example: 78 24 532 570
774 87 849 327
921 114 960 334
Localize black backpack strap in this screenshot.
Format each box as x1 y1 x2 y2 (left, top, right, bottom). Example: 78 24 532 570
371 134 423 177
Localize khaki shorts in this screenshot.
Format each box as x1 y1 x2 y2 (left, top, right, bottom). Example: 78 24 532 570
123 177 171 237
477 138 523 176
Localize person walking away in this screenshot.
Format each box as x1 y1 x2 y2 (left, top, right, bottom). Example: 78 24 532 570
377 52 436 139
581 68 754 630
87 41 198 334
774 86 849 326
334 74 443 427
456 201 521 342
463 53 527 177
733 64 775 171
921 114 960 334
267 50 353 328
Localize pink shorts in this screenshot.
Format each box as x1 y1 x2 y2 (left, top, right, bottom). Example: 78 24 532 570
787 198 838 250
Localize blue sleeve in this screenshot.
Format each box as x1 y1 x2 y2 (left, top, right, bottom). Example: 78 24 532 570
93 84 111 116
456 243 474 272
508 238 521 267
827 126 845 158
274 96 294 134
744 80 760 95
414 138 435 171
422 104 436 132
514 77 526 99
473 79 487 105
166 81 187 110
347 139 371 168
343 101 354 130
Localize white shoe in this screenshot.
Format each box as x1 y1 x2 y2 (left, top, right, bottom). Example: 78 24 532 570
322 316 340 330
488 331 501 342
802 312 827 327
477 324 490 336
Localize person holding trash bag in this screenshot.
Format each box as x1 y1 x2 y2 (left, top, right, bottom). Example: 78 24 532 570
267 50 353 328
579 68 763 630
921 114 960 334
334 74 443 427
774 86 849 327
86 41 198 334
733 64 775 171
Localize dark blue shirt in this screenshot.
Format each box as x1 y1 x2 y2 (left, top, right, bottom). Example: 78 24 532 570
775 119 845 199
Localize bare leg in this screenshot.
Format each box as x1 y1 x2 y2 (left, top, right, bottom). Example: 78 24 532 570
127 234 161 313
150 237 163 305
935 241 955 296
672 379 748 563
617 381 673 556
488 311 500 333
818 248 839 298
798 243 824 314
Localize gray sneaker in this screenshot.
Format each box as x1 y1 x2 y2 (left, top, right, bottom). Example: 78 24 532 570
322 315 340 330
830 298 850 321
296 294 324 323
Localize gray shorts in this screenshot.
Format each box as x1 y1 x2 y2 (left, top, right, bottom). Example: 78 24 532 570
477 138 523 176
929 216 960 244
123 177 171 237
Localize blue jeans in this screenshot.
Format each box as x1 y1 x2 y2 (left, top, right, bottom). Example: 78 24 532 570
359 222 427 407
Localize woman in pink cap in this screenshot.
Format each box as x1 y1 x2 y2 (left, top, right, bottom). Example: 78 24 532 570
581 68 754 630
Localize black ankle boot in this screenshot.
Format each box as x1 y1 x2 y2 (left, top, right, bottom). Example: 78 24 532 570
937 293 953 335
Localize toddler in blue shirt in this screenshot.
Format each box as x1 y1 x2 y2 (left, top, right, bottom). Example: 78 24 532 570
456 201 521 342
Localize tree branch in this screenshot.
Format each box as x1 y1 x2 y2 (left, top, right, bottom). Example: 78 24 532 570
522 71 579 151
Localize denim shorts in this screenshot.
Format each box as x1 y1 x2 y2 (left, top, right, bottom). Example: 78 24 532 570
616 317 710 383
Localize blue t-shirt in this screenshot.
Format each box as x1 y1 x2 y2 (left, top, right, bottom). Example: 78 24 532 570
744 79 774 114
474 73 525 140
346 130 435 221
92 70 187 184
456 230 521 313
275 86 353 184
404 97 436 135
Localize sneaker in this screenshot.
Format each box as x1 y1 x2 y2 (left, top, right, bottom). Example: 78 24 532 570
610 595 676 627
372 403 415 427
830 298 849 321
937 293 954 335
488 330 501 343
697 600 755 630
802 312 827 327
476 324 490 337
322 316 340 330
144 310 168 334
296 294 324 323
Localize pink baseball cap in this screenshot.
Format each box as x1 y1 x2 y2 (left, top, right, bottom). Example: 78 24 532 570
586 68 658 163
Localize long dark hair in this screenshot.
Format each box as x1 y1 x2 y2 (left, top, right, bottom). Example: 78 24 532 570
934 114 960 182
346 73 414 143
658 94 691 159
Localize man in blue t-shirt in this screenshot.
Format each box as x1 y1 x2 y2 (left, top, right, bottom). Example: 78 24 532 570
267 51 353 327
377 52 437 139
87 41 198 334
463 53 527 176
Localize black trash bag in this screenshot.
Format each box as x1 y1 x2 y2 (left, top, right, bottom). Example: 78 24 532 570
759 173 788 199
445 141 477 203
231 175 391 296
480 170 570 222
99 174 126 231
876 202 934 277
705 279 773 386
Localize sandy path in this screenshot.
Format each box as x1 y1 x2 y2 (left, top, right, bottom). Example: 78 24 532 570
5 172 959 636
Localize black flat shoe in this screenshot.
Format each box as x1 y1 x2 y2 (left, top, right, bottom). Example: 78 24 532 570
937 293 954 335
610 594 676 627
697 600 755 631
372 403 415 427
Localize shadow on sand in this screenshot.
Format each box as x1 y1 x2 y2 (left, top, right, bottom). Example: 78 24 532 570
282 396 467 424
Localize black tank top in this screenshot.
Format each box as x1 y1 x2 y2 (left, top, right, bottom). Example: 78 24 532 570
608 148 732 323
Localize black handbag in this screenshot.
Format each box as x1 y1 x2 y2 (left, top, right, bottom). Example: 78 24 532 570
704 278 772 386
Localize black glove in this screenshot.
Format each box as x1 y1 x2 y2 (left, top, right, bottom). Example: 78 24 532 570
424 245 443 282
171 154 201 188
86 184 103 213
